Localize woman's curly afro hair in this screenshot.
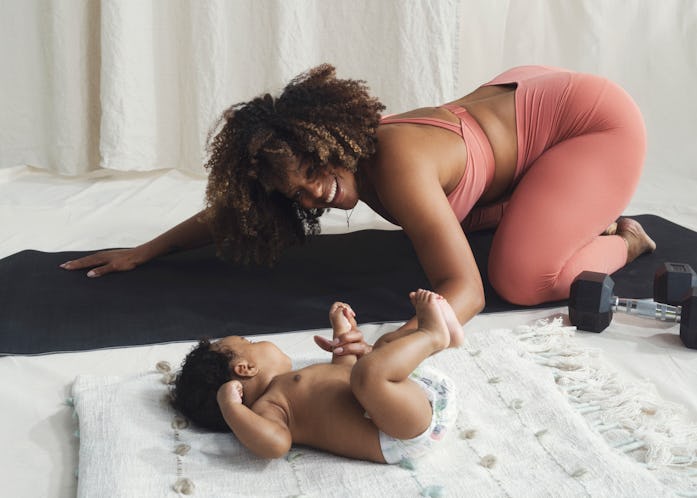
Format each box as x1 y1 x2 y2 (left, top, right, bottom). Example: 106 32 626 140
203 64 385 265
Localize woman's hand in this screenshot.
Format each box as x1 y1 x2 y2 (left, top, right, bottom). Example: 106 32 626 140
59 247 149 277
314 328 373 358
59 210 214 278
217 380 244 405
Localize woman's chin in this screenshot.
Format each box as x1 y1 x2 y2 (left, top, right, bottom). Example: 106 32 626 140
347 197 360 209
336 196 359 210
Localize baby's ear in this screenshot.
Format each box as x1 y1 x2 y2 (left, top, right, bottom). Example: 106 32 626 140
232 359 258 378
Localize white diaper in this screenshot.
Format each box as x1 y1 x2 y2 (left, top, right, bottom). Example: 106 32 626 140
378 365 458 465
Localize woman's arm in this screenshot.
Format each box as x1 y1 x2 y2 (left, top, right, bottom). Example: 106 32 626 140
369 143 485 342
60 209 213 277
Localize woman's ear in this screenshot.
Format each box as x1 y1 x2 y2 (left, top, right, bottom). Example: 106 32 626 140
232 359 259 378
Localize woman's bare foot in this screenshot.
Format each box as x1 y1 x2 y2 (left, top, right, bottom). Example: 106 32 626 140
410 290 450 350
329 302 354 336
616 218 656 263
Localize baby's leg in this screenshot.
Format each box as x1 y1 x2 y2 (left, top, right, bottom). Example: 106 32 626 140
350 290 453 439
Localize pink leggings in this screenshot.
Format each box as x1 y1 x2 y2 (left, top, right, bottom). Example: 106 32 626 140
481 67 646 305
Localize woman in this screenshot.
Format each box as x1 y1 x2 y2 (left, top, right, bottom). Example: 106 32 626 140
61 64 655 337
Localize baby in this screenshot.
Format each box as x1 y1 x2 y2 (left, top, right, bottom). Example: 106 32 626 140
172 289 463 464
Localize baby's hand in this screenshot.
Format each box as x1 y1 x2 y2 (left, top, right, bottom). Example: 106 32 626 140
217 380 244 405
328 302 357 333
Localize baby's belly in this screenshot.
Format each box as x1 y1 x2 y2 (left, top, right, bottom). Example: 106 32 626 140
292 385 385 462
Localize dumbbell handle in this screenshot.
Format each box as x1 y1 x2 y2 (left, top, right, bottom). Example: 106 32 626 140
612 297 682 322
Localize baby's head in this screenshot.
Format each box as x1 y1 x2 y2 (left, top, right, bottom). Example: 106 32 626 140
171 338 237 431
171 336 292 432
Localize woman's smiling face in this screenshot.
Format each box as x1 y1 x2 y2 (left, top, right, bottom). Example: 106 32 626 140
280 158 360 211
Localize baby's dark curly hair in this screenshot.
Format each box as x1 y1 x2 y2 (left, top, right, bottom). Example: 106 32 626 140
203 64 385 265
171 339 238 432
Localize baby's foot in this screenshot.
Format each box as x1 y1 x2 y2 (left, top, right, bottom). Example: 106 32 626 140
409 289 451 351
436 296 465 348
329 302 354 336
616 218 656 263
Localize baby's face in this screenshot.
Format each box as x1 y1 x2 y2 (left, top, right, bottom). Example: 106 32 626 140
213 336 292 375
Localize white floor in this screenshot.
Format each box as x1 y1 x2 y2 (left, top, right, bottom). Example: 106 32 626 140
1 165 696 498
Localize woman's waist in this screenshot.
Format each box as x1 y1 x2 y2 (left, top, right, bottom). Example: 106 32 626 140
449 95 518 210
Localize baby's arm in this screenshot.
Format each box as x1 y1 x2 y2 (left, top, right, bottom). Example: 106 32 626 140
216 381 291 459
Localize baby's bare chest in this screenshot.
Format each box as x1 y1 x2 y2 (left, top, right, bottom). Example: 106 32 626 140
278 364 352 401
274 365 367 434
263 364 384 460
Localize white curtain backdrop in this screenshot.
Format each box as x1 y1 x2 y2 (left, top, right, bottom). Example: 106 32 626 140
1 0 696 206
0 0 460 175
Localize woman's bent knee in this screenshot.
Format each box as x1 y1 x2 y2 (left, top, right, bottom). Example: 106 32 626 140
489 261 562 306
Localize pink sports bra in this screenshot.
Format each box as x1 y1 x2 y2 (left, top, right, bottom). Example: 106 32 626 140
379 104 495 222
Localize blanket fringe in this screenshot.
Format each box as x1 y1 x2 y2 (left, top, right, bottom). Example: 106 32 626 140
513 318 697 492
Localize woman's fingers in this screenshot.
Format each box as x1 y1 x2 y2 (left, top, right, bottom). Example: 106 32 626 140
60 253 108 270
313 335 334 352
314 331 372 356
59 249 139 276
334 329 364 346
84 263 117 278
314 334 373 357
334 341 373 356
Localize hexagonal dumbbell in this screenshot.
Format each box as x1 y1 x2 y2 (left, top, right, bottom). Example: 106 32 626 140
569 270 697 349
654 262 697 306
680 288 697 349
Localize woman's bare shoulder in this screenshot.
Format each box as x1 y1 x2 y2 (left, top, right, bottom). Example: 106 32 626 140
372 123 445 172
364 134 447 228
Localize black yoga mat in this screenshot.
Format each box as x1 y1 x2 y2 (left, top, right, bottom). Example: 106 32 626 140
1 215 695 355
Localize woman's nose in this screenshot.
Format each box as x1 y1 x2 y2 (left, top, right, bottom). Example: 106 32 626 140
297 177 323 207
299 187 321 208
305 179 323 198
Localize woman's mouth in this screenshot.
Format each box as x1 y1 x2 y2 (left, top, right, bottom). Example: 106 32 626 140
325 177 338 204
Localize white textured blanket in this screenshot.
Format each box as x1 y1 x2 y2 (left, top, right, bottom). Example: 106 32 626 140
71 320 697 497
